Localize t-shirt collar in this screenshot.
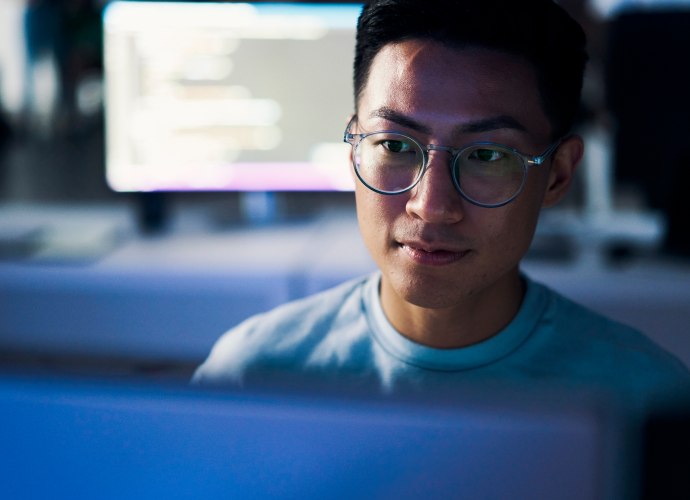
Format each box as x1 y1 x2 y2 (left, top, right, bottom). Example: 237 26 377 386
362 271 548 371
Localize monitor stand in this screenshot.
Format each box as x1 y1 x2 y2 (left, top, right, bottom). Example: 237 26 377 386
240 192 277 226
137 192 168 233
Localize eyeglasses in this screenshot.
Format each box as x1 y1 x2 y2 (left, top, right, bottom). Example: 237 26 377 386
343 116 560 208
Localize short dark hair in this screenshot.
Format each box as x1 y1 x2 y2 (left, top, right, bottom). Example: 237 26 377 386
354 0 588 139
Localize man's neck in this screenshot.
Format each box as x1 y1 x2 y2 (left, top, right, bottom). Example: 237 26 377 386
379 267 525 349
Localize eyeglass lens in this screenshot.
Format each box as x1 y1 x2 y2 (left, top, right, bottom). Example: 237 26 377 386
354 133 424 193
453 144 526 205
354 132 526 206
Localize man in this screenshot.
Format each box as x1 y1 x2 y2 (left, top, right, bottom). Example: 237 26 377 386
192 0 690 402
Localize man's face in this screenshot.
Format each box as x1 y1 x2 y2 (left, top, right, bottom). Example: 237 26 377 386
354 40 556 309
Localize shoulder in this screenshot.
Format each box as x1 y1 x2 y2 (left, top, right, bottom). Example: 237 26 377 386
529 279 690 391
191 274 372 386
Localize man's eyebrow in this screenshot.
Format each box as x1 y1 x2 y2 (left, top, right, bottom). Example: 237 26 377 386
368 107 433 135
368 108 529 136
458 116 528 134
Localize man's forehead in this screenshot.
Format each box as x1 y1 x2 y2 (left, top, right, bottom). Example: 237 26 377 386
359 40 551 140
366 42 536 92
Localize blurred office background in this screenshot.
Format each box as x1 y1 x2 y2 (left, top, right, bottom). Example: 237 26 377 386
0 0 689 381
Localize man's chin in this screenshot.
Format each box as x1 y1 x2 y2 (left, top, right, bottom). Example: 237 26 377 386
386 272 475 310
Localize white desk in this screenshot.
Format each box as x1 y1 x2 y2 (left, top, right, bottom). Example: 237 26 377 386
1 207 689 367
0 210 376 362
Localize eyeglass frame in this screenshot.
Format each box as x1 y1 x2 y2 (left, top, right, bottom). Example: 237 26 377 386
343 115 561 208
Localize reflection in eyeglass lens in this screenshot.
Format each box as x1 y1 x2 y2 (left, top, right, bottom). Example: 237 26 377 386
457 146 525 205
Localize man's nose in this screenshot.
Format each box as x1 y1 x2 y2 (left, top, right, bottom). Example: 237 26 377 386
405 150 466 224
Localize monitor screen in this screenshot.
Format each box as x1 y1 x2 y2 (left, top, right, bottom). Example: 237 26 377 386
104 2 360 192
0 376 610 499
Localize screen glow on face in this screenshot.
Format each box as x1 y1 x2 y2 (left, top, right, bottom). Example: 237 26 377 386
353 40 556 311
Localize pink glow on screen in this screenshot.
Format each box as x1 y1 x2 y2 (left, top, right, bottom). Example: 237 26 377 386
104 2 360 193
133 162 355 192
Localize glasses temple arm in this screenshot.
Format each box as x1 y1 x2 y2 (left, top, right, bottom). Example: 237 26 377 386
532 139 562 165
343 115 358 144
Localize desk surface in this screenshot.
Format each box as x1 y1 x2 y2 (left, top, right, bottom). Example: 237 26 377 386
1 207 689 368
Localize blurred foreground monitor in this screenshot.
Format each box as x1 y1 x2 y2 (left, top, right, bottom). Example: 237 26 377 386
104 2 359 193
3 374 685 499
0 376 615 500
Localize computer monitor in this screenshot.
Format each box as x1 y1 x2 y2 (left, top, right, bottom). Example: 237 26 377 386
0 376 613 499
104 2 360 193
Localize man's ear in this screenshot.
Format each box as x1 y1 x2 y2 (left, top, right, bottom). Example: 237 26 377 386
541 134 584 208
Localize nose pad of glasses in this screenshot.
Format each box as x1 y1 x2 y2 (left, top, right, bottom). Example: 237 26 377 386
414 149 461 195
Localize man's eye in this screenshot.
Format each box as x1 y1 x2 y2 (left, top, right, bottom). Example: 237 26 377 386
382 140 413 153
472 149 503 162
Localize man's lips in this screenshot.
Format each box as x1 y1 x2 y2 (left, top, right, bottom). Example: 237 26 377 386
398 241 470 266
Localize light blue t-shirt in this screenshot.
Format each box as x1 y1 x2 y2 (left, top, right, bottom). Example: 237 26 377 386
193 272 690 406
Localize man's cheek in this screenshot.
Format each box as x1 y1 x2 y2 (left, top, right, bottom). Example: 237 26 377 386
491 217 533 262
